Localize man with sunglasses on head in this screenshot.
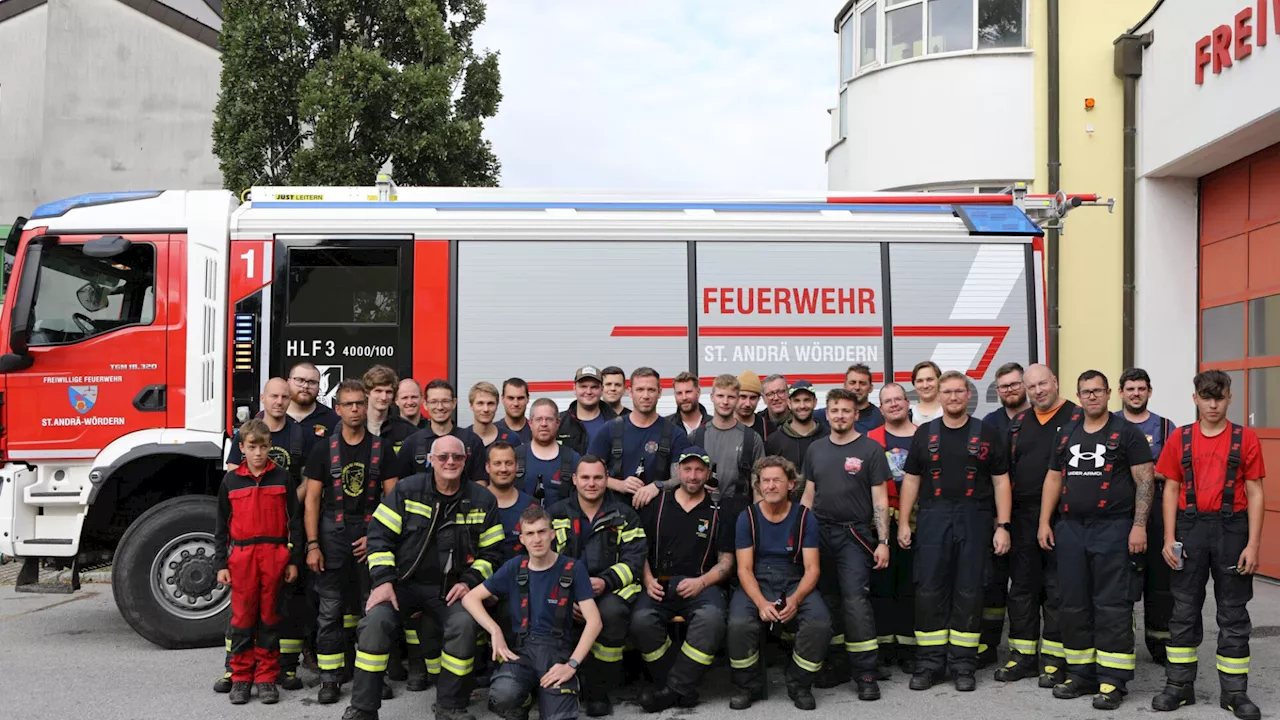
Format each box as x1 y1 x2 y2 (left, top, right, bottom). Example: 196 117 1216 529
341 433 504 720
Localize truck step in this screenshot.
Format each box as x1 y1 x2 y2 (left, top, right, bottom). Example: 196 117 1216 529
13 556 81 594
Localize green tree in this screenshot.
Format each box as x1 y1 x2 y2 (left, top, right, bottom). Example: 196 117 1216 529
213 0 502 193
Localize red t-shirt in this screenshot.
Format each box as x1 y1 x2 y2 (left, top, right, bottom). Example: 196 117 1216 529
1154 424 1266 513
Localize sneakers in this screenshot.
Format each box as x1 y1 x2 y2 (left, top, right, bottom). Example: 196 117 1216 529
993 660 1037 683
1221 692 1262 720
954 671 976 692
1039 664 1065 689
1093 683 1125 710
1151 682 1196 712
341 707 379 720
856 675 881 701
729 687 763 710
214 672 233 693
909 669 943 691
786 682 817 711
278 671 303 691
229 681 252 705
318 681 342 704
1052 679 1099 699
257 682 279 705
432 705 477 720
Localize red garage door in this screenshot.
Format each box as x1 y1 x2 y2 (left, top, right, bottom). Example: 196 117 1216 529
1199 141 1280 577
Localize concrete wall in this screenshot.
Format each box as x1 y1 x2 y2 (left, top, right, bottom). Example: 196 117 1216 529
0 3 50 221
0 0 222 222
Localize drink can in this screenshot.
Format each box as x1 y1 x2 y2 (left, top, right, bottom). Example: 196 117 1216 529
1171 541 1184 570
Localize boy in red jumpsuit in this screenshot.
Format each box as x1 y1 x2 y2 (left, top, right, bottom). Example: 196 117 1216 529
215 419 303 705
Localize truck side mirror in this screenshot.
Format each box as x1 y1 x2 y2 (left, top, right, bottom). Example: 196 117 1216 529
0 236 54 372
82 234 131 258
76 282 111 312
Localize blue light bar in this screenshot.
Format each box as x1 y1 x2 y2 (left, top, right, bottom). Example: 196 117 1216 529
954 205 1044 236
31 191 162 219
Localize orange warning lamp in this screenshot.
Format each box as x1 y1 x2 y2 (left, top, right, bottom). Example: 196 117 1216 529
1084 97 1096 110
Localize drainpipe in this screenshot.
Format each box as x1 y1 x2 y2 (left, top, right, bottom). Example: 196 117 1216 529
1046 0 1061 373
1115 28 1155 371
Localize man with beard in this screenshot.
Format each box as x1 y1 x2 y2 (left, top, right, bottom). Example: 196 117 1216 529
364 366 419 454
601 366 631 419
589 368 691 508
486 442 539 562
800 389 892 701
515 399 580 507
1116 367 1177 664
813 365 884 433
215 378 310 694
631 448 735 712
687 374 765 512
759 374 790 439
1038 370 1154 710
995 363 1074 687
558 366 617 455
396 379 427 430
866 383 917 676
399 379 487 482
287 362 340 442
899 372 1012 693
668 371 711 434
303 380 403 705
496 378 532 444
736 371 765 439
767 380 829 500
984 362 1030 434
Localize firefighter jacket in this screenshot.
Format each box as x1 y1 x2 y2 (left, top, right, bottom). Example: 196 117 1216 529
214 461 304 570
366 471 504 590
558 401 618 456
547 494 647 600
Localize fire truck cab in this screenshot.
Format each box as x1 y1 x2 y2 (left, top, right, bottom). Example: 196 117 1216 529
0 179 1084 648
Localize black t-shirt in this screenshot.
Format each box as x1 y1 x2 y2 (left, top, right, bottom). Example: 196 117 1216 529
228 418 305 486
372 415 421 455
802 434 891 526
293 403 340 452
303 432 402 519
640 491 733 579
1009 401 1078 502
982 407 1017 436
1048 416 1153 518
904 418 1009 505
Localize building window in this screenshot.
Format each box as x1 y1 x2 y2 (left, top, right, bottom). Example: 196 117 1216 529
1248 366 1280 428
1248 293 1280 358
1201 302 1245 363
979 0 1026 49
838 0 1026 76
840 15 854 80
839 89 849 139
859 3 878 68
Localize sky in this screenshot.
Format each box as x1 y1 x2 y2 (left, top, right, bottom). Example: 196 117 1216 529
472 1 838 193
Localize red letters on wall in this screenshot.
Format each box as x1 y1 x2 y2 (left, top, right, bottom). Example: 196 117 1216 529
1196 0 1275 84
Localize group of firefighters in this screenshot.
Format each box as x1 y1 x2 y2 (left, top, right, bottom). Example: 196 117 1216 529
211 358 1267 720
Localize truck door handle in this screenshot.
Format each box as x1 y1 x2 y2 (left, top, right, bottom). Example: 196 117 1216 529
133 384 167 412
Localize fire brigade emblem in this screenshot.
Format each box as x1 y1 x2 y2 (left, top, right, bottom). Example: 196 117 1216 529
315 424 328 437
844 456 862 474
269 446 290 469
645 440 659 454
341 462 367 497
317 365 344 407
68 385 97 415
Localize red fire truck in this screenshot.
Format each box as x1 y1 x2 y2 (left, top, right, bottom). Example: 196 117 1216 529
0 177 1092 648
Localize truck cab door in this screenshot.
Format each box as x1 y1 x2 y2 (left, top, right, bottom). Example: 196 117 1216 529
3 234 169 459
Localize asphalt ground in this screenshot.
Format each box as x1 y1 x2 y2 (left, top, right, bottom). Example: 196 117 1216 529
3 582 1279 720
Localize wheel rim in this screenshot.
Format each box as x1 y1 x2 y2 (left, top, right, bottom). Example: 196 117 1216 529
149 531 229 620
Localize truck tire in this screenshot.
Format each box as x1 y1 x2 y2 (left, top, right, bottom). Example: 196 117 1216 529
112 495 230 649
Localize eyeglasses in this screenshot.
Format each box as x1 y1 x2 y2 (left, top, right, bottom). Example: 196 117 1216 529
425 399 453 407
335 401 364 409
940 389 968 397
433 453 467 464
764 390 788 399
996 381 1023 392
531 417 558 425
290 377 320 388
1079 388 1109 399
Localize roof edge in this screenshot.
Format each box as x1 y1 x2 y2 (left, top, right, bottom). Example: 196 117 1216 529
114 0 220 51
0 0 48 24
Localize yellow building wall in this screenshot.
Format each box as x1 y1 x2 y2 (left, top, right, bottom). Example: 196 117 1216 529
1031 0 1152 405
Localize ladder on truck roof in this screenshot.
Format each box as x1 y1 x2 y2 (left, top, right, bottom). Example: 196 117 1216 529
246 177 1113 233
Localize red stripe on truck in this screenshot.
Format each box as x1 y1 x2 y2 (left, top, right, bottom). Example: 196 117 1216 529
413 240 451 384
525 372 884 394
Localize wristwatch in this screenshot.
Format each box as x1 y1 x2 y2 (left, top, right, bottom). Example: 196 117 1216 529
997 522 1012 531
567 658 580 670
878 538 890 546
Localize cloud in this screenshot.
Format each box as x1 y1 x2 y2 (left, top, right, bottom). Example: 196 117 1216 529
473 1 837 192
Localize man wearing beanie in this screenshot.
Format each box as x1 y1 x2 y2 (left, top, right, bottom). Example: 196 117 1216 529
736 371 765 440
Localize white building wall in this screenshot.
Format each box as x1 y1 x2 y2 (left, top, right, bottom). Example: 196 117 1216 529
827 52 1036 191
0 3 50 220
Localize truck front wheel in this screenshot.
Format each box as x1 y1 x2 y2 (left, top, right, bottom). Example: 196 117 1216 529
112 495 230 649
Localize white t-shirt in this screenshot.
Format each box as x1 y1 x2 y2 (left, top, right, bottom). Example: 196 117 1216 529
910 405 943 425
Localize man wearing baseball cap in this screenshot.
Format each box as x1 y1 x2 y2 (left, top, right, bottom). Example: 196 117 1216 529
631 447 734 712
767 380 830 500
558 365 618 455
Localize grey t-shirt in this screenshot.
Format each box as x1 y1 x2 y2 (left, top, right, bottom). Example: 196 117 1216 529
701 423 765 499
802 434 891 527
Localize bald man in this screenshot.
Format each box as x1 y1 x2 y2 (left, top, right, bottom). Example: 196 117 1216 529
994 364 1077 688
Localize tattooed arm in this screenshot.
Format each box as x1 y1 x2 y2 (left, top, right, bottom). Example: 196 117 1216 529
872 482 890 542
1129 461 1156 554
699 551 735 589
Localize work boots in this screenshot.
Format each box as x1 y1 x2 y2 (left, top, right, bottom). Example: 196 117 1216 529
639 685 697 712
229 681 252 705
257 682 280 705
1151 682 1196 711
954 670 977 692
433 704 476 720
1052 678 1098 699
213 672 233 693
856 675 881 700
1094 683 1126 710
728 685 763 710
994 659 1037 683
341 708 379 720
909 668 943 691
1221 692 1262 720
1039 664 1066 689
786 681 817 711
318 681 342 704
278 670 303 691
